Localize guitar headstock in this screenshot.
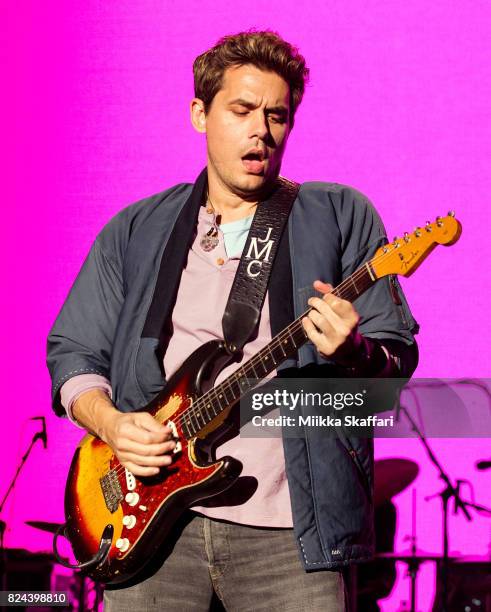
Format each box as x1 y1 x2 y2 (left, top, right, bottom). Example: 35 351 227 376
370 212 462 279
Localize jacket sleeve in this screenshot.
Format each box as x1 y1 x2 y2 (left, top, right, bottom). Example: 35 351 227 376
46 235 125 416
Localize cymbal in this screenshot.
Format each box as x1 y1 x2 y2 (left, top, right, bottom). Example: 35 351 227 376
377 549 458 562
374 458 419 506
25 521 63 535
452 555 491 564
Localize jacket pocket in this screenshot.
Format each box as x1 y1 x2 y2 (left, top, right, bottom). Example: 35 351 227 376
337 433 372 499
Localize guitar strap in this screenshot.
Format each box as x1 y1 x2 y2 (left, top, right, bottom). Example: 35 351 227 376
221 177 300 354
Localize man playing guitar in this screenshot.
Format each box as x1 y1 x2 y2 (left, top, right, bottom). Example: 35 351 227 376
48 30 419 611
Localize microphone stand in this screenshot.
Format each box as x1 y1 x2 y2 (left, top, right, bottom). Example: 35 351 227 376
399 402 491 612
0 429 46 594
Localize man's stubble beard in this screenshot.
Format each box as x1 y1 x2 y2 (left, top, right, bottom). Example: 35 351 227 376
208 154 282 202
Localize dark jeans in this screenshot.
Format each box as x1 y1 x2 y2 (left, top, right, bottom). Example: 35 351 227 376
104 512 345 611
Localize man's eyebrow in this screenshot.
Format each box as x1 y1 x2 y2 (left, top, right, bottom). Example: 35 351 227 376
228 98 288 114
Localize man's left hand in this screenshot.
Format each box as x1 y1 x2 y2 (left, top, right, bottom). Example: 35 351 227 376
302 280 363 366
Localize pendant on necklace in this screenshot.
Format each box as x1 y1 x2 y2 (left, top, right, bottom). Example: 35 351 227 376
200 227 219 251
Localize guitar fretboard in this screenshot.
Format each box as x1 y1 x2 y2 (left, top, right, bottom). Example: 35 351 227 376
181 261 376 438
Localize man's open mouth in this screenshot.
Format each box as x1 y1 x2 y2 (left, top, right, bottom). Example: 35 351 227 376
242 150 266 174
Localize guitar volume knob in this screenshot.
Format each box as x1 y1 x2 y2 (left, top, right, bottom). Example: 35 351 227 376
115 538 130 552
125 492 140 506
122 515 137 529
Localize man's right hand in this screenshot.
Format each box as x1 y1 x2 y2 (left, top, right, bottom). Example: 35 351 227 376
72 388 176 477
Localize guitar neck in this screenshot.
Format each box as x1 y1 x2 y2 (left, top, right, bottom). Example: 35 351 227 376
181 261 377 439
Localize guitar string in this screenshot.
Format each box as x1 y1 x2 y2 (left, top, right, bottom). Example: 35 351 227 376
109 229 436 479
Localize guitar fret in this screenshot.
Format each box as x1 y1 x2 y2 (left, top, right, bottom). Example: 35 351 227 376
202 402 215 423
226 382 239 401
221 381 236 404
246 361 259 379
187 415 198 437
195 406 205 427
270 343 285 362
293 324 307 343
203 400 216 419
235 369 249 390
181 417 191 438
215 385 226 405
350 276 360 296
230 382 240 401
263 345 277 367
334 285 349 300
288 331 298 349
214 389 226 410
251 356 268 377
237 374 251 393
284 331 298 351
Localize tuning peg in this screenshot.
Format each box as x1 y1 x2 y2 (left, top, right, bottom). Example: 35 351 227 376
414 227 422 237
436 216 443 227
382 246 389 253
403 232 410 242
448 210 455 217
425 221 432 232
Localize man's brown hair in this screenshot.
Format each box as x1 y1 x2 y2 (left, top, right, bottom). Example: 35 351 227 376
193 30 309 126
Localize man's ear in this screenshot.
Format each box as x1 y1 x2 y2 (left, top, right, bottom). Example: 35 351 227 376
190 98 207 133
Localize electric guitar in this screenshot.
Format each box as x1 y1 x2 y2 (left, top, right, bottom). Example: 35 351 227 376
57 213 461 583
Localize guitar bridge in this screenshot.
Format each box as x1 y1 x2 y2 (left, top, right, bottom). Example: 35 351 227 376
100 470 123 513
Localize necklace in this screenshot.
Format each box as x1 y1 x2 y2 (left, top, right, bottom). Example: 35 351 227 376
200 194 220 252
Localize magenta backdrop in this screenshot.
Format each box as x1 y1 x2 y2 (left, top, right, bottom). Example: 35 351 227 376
2 2 490 609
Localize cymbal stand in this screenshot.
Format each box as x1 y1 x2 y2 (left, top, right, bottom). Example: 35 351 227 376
401 488 420 612
0 427 46 596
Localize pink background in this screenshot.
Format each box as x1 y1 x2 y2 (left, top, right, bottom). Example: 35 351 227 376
2 1 490 609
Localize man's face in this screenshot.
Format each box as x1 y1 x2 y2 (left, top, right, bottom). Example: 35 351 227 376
193 64 292 198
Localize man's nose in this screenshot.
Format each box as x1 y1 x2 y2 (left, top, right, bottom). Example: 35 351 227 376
249 111 269 140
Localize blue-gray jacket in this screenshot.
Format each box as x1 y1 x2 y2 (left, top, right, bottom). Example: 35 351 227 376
47 170 418 571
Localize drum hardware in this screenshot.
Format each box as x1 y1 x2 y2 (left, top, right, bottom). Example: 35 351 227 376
396 381 491 612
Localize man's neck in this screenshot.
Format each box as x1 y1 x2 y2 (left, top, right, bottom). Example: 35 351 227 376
206 169 274 224
206 186 257 225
